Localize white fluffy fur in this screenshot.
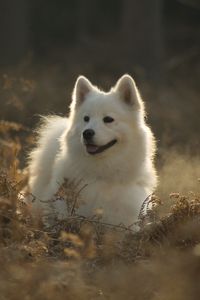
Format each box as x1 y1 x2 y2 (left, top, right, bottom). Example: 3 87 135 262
27 74 157 226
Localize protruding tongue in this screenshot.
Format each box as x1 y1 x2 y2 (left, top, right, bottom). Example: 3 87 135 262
86 144 99 153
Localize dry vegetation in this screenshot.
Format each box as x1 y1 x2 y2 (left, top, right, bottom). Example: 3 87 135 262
0 116 200 300
0 59 199 298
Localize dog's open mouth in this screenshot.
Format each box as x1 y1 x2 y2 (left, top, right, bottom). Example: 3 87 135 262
85 139 117 155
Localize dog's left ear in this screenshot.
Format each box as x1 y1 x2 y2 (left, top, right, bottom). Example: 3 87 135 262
114 74 142 109
72 76 93 107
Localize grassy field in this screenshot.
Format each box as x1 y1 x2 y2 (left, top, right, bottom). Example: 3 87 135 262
0 53 199 298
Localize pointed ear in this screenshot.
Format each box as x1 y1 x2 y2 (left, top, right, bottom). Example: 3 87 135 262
114 74 142 109
72 76 93 107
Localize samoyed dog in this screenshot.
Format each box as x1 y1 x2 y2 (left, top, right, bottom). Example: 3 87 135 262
27 74 157 226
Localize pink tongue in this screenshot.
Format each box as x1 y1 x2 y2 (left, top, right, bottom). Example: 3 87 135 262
87 145 99 153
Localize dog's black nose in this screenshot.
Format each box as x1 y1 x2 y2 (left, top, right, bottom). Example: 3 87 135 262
83 129 95 140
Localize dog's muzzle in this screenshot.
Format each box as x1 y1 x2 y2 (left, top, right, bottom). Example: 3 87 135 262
83 129 117 155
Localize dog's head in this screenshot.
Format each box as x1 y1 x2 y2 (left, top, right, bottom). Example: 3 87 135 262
69 74 145 156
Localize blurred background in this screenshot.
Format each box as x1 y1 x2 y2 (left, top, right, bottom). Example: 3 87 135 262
0 0 199 154
0 2 200 297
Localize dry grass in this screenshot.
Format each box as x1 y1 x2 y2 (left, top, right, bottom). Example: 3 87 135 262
0 121 200 300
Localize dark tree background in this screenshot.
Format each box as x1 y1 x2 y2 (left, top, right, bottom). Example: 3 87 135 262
0 0 199 71
0 0 199 150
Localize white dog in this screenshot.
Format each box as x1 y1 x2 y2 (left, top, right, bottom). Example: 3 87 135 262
27 74 157 226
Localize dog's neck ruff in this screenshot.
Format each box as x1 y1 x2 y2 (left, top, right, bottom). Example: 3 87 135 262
85 139 117 155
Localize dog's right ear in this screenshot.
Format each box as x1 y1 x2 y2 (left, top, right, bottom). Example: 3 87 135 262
72 76 93 108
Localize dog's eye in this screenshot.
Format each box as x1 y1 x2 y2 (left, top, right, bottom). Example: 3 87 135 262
103 116 114 123
84 116 90 122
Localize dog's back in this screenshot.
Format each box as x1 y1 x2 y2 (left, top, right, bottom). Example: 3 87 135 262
28 116 68 201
